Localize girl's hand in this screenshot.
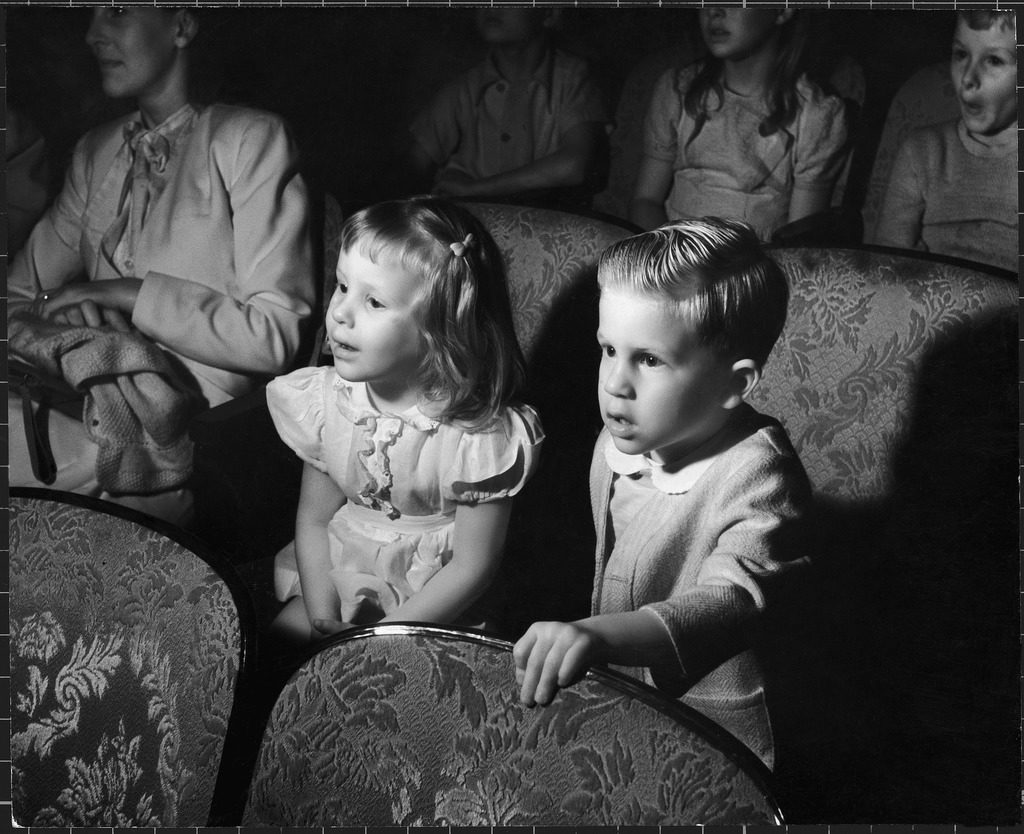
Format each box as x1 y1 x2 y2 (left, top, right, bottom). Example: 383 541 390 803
312 618 354 637
512 621 603 707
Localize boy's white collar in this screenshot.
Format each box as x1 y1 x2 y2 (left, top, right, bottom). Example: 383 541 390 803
604 434 721 495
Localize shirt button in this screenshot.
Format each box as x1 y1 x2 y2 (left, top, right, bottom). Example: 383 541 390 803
125 258 134 270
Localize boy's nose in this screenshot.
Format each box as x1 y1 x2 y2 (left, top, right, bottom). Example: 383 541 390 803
602 362 632 397
959 61 981 90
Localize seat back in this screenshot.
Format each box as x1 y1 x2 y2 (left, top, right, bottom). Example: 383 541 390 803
860 62 958 242
748 247 1016 820
9 488 256 826
751 247 1015 502
241 625 784 826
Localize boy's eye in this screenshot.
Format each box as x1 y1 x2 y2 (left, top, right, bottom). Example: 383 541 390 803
986 55 1007 67
601 344 616 358
336 281 348 294
640 353 662 368
951 48 967 61
367 296 385 310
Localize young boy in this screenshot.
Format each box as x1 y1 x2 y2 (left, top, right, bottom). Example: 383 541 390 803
513 217 811 770
409 8 609 205
873 10 1016 271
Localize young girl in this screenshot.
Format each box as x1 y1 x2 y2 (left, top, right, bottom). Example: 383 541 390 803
268 197 544 645
872 11 1016 272
630 8 848 239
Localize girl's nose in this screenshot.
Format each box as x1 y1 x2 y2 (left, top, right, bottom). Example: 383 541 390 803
329 291 352 325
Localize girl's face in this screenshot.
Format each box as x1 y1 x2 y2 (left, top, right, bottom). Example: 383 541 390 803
327 246 426 411
85 7 188 118
699 7 784 62
950 18 1017 137
597 289 739 465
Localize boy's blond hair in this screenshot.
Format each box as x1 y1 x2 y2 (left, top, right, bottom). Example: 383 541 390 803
597 217 789 366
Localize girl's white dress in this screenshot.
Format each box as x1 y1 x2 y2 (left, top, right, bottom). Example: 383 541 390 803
267 366 544 624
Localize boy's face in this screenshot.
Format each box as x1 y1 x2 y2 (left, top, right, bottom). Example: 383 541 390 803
950 18 1017 136
597 289 740 466
476 9 548 46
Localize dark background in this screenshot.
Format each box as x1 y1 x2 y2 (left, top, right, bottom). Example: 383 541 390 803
8 7 955 215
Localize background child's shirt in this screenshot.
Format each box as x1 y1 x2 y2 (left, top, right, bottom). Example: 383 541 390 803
411 47 609 181
643 63 848 239
873 118 1017 272
591 403 811 768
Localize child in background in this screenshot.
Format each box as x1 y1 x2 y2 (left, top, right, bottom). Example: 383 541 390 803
872 11 1017 272
410 8 609 206
631 7 848 239
513 218 810 769
268 197 544 645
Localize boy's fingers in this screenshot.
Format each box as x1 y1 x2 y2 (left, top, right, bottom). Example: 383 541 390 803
511 629 537 670
518 632 555 706
558 639 591 687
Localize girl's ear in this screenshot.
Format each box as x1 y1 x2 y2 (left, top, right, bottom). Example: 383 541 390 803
724 358 761 409
775 8 796 26
173 10 199 49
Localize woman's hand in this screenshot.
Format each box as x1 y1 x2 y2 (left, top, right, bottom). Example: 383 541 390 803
39 278 142 330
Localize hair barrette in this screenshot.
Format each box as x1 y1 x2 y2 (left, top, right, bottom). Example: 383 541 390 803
449 233 474 258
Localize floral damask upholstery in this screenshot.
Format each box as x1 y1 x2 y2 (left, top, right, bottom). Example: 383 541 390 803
9 489 250 826
751 247 1015 501
861 62 957 242
242 625 783 826
460 202 638 360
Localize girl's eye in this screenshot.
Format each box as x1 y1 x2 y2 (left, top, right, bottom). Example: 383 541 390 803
640 353 662 368
951 48 967 62
367 297 385 310
987 55 1007 67
336 281 348 294
601 344 615 358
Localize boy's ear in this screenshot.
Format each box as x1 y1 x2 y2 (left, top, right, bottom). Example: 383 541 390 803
724 358 761 409
775 8 796 26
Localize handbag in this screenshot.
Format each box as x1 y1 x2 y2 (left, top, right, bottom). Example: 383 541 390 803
9 357 85 484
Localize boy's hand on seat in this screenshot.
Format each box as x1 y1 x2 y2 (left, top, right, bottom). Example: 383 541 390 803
512 621 602 706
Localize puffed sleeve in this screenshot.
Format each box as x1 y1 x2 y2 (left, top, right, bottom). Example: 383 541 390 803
791 80 849 196
266 366 331 472
132 110 314 376
442 404 545 503
7 132 92 314
642 66 687 163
